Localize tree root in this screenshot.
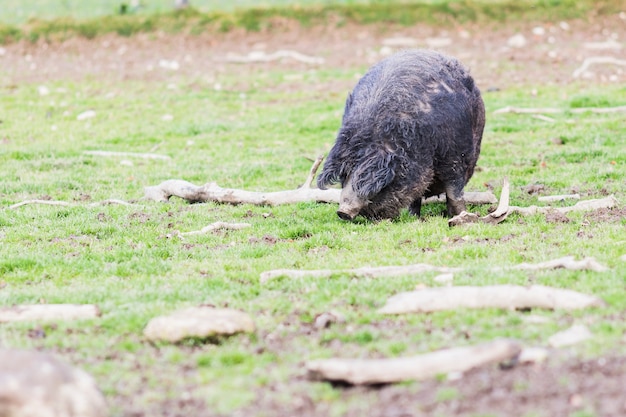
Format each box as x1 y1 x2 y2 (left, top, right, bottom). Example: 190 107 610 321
178 222 251 237
8 199 135 210
494 105 626 114
449 178 619 226
306 339 522 385
260 255 608 283
144 155 497 207
378 284 605 315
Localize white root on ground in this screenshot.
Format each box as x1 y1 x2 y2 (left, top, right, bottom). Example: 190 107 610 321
8 199 135 210
83 150 171 160
494 105 626 114
306 339 522 385
261 264 461 284
378 284 605 315
537 194 580 202
572 56 626 78
449 178 618 226
144 155 497 206
178 222 251 237
0 304 101 322
225 50 325 65
260 255 608 283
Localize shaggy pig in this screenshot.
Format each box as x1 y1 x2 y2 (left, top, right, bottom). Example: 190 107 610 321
317 50 485 221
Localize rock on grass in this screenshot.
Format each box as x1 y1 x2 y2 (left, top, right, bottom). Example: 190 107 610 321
0 349 107 417
143 306 255 343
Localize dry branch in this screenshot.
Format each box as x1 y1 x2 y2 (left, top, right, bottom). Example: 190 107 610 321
494 105 626 114
505 256 608 273
8 199 135 210
378 284 605 315
537 194 580 202
178 222 251 237
83 150 171 160
261 256 608 283
449 177 618 226
306 339 521 385
510 195 618 216
144 155 497 207
0 304 101 322
225 50 325 65
144 179 342 205
260 264 461 284
572 56 626 78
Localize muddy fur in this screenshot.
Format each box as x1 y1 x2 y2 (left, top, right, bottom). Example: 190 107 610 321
318 49 485 220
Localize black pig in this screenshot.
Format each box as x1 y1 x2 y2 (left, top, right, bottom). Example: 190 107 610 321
317 49 485 221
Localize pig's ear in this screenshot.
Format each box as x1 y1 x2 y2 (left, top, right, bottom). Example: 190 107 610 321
352 151 396 198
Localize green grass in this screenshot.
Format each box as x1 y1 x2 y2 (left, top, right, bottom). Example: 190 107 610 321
1 42 626 415
1 0 624 43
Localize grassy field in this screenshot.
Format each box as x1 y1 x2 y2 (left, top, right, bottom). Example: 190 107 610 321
1 1 626 415
1 60 625 414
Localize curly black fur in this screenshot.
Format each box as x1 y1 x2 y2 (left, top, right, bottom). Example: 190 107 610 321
318 49 485 220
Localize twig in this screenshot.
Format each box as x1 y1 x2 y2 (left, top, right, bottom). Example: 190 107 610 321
261 264 460 284
306 339 522 385
510 195 618 215
494 105 626 114
537 194 580 202
83 150 171 160
225 50 325 65
301 155 325 189
531 114 556 123
378 284 605 315
178 222 251 237
260 255 608 283
572 56 626 78
8 200 72 209
505 256 608 272
8 199 135 210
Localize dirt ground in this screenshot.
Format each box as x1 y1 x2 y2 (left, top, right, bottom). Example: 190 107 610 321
3 12 626 417
1 13 625 89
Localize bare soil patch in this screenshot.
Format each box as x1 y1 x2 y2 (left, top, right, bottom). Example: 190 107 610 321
1 14 625 90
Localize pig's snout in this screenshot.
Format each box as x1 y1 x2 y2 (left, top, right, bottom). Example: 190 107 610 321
337 178 366 221
337 208 358 221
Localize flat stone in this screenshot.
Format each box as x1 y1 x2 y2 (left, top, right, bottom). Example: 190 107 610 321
0 349 108 417
548 324 592 348
143 307 255 343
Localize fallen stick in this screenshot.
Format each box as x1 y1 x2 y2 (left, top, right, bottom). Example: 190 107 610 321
8 200 71 209
8 199 135 210
144 156 497 206
83 150 171 160
537 194 580 202
510 195 618 216
178 222 251 237
378 284 605 315
225 50 325 65
144 179 342 205
494 105 626 114
260 255 607 283
260 264 461 284
0 304 101 322
449 177 618 226
572 56 626 78
306 339 521 385
505 256 608 273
